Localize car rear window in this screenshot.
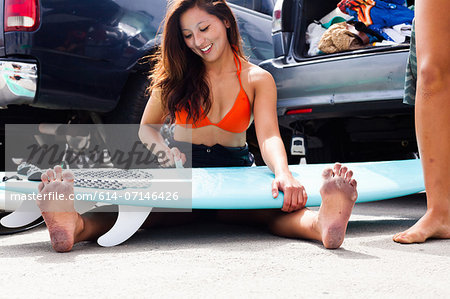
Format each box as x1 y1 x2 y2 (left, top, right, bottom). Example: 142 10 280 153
228 0 253 10
228 0 275 15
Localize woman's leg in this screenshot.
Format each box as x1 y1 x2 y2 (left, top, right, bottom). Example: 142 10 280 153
37 166 114 252
37 166 200 252
217 164 358 249
393 0 450 243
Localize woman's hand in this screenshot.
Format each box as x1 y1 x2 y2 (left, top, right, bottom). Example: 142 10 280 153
158 147 187 168
272 172 307 212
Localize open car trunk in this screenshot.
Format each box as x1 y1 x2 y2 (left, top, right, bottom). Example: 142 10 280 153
292 0 414 62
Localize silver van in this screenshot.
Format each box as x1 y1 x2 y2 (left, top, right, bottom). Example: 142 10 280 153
259 0 416 164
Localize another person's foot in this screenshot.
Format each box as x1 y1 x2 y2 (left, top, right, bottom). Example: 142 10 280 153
393 209 450 243
37 165 84 252
317 163 358 249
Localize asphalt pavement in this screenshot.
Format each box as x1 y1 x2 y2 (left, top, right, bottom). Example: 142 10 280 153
1 193 449 298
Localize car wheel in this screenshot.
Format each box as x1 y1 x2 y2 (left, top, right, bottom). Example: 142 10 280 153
103 72 151 124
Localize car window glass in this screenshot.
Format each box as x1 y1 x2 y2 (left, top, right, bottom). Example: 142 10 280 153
228 0 275 15
227 0 253 10
260 0 275 15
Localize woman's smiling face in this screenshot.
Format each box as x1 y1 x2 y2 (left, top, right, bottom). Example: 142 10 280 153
180 6 230 62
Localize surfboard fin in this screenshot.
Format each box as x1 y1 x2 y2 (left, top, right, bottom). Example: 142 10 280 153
0 199 41 228
74 200 97 214
97 205 152 247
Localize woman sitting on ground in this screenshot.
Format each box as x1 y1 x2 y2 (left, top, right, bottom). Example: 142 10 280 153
37 0 358 252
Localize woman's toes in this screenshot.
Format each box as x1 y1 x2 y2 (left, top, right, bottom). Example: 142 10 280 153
41 173 49 184
54 165 63 181
350 179 357 188
322 168 334 180
46 169 55 181
345 170 353 182
333 163 342 176
339 167 348 177
62 171 75 183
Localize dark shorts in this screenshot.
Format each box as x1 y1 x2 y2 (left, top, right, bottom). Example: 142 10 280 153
168 138 254 168
404 19 416 105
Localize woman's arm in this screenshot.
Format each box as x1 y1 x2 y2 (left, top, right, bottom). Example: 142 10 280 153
252 69 288 174
139 89 185 166
252 68 307 212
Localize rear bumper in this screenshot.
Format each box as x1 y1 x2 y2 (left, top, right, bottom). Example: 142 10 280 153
0 60 37 107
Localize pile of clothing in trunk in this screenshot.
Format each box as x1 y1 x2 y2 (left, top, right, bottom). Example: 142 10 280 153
306 0 414 56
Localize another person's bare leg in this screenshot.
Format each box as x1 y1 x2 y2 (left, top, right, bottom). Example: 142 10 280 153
38 166 116 252
393 0 450 243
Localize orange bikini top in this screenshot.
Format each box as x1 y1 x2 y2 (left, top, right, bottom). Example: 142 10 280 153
175 51 251 134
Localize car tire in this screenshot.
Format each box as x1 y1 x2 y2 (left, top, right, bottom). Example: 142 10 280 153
103 72 151 124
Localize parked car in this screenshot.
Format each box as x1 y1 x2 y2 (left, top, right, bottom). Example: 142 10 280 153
0 0 275 119
0 0 275 169
259 0 417 164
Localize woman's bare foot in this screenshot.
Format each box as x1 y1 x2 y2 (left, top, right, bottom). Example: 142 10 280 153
317 163 358 249
37 165 84 252
393 208 450 243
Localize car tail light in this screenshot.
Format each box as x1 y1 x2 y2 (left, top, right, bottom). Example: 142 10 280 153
4 0 40 32
286 108 312 115
272 0 283 33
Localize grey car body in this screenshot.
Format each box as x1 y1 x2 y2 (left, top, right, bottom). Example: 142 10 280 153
260 0 416 163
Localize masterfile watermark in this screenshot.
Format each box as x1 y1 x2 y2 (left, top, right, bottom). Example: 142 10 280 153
8 191 180 202
26 141 168 170
4 124 194 212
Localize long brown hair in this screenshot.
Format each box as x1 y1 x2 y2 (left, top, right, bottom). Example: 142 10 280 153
150 0 245 124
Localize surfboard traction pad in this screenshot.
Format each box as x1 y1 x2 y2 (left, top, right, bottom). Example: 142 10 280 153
0 160 425 247
17 164 154 190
